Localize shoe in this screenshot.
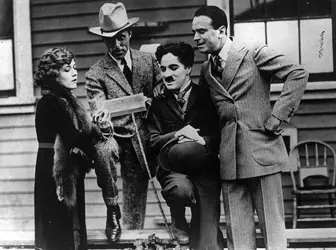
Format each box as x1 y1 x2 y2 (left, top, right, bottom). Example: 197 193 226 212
170 206 190 244
105 204 122 242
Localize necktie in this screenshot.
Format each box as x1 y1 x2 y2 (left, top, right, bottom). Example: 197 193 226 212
121 58 132 87
176 84 192 108
212 55 223 80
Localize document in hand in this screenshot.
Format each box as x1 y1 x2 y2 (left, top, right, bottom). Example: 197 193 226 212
104 93 147 118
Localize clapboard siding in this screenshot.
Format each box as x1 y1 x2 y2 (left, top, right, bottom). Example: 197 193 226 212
1 0 335 237
30 0 204 18
0 0 209 234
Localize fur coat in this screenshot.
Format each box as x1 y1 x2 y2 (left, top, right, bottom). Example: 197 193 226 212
48 87 118 207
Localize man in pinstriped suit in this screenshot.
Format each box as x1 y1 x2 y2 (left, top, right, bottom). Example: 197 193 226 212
192 6 309 250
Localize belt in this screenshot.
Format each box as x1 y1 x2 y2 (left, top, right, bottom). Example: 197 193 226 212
38 142 54 149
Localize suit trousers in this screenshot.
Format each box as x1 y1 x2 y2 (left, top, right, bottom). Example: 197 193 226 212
222 172 287 250
118 138 149 230
159 172 225 250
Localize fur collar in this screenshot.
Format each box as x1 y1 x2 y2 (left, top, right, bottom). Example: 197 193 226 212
45 88 93 207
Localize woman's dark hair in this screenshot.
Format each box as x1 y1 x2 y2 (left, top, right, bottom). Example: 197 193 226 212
34 47 74 87
194 5 228 30
155 41 195 68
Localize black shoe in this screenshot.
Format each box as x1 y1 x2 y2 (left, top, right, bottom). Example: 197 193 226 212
170 206 190 245
105 205 122 242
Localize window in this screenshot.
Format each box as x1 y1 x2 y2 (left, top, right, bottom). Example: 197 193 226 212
232 0 335 82
0 0 34 114
0 0 14 96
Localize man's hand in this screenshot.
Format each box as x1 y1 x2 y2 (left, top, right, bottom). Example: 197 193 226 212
153 81 166 99
175 125 205 145
264 115 284 136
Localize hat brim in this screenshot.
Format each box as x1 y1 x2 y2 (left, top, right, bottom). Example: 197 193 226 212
89 17 139 37
159 138 212 176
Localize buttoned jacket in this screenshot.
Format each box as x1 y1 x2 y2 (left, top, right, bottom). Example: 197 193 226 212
200 38 309 180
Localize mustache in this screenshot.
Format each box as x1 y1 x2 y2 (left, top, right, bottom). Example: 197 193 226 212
164 76 174 82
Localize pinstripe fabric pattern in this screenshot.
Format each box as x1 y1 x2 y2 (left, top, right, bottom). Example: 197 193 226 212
200 38 309 180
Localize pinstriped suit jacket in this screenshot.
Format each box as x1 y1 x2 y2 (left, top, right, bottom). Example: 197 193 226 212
200 38 309 180
85 48 162 171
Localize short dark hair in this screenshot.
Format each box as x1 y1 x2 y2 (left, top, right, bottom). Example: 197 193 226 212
194 5 228 30
34 47 74 87
155 41 195 68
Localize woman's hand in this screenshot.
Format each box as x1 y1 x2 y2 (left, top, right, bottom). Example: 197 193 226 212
93 109 112 131
56 185 64 202
93 109 110 124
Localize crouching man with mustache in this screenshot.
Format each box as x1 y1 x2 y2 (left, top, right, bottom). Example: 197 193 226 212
146 41 224 249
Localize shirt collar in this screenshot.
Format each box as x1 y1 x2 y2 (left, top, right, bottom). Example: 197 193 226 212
179 80 192 93
213 36 232 62
173 80 192 98
108 49 132 70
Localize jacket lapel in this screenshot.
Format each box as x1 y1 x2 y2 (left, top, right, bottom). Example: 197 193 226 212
130 49 142 94
204 61 232 100
104 55 133 95
222 41 248 90
185 82 197 113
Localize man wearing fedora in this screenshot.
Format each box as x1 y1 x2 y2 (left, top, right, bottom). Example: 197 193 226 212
147 42 224 249
85 2 162 242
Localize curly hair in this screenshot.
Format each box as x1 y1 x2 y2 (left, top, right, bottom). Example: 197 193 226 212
34 47 75 87
155 41 195 68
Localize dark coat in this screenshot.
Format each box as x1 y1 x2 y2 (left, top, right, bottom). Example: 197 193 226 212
34 85 118 250
147 82 221 179
147 82 224 250
200 38 309 180
34 87 93 250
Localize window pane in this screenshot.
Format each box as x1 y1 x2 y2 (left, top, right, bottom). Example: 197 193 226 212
300 18 333 73
0 39 14 91
0 0 13 38
267 20 299 64
234 0 266 21
265 0 299 19
234 22 266 44
300 0 331 18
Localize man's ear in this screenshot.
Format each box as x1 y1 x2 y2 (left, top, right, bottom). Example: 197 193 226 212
129 30 132 38
218 25 226 37
186 66 192 75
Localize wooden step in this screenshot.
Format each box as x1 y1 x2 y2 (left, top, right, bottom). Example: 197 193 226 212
1 228 336 247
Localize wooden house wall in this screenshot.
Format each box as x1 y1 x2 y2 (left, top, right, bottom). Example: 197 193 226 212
1 0 335 235
0 0 207 233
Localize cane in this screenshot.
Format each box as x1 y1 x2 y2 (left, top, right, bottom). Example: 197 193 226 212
130 113 175 241
103 94 175 241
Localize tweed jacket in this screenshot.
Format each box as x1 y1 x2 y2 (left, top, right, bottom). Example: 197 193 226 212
85 48 162 170
147 82 220 179
200 38 309 180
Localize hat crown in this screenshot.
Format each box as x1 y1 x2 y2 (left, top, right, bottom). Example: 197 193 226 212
99 2 129 32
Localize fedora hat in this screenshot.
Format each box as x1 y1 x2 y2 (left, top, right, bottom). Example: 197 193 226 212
89 2 139 37
159 137 219 176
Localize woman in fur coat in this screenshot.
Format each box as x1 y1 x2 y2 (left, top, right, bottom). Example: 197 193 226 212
34 47 118 250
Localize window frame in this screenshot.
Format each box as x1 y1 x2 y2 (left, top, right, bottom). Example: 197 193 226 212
230 0 336 100
0 0 35 114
